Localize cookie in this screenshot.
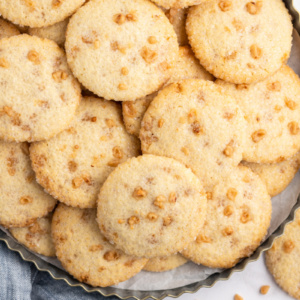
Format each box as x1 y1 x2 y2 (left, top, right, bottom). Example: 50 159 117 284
217 65 300 163
0 142 57 228
140 79 247 190
52 203 148 287
151 0 202 9
165 8 188 45
186 0 293 84
182 165 271 268
143 254 187 272
0 0 86 28
28 19 69 47
122 46 214 137
242 151 300 197
0 18 20 39
0 34 81 142
97 154 207 258
265 209 300 300
65 0 179 101
9 213 56 257
30 96 140 209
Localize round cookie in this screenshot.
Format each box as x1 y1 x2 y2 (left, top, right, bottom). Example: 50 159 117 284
28 19 69 47
140 79 247 190
52 204 148 287
9 213 55 257
182 165 271 268
122 46 214 137
265 209 300 300
143 254 187 272
217 65 300 163
0 142 57 228
30 96 140 209
0 34 81 142
65 0 179 101
151 0 202 9
242 151 300 197
97 154 207 258
0 0 86 28
186 0 293 84
165 8 188 46
0 18 20 39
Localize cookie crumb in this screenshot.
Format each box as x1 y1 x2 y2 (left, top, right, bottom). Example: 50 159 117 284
260 285 270 295
234 294 243 300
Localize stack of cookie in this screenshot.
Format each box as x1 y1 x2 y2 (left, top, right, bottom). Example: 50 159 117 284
0 0 299 295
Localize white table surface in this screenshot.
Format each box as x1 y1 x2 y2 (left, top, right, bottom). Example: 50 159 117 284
165 255 293 300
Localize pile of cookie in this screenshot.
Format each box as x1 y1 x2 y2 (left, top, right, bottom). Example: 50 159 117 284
0 0 300 297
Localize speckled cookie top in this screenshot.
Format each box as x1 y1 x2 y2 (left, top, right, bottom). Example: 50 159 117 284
266 209 300 300
52 204 148 287
140 79 247 190
217 65 300 163
0 34 81 142
122 46 214 137
10 213 56 257
30 96 140 209
182 165 271 268
0 142 57 228
65 0 179 101
97 154 207 258
186 0 293 84
0 0 86 27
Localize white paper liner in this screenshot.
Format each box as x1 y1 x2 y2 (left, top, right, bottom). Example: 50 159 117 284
1 30 300 292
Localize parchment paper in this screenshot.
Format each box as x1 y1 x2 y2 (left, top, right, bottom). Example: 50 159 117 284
1 30 300 292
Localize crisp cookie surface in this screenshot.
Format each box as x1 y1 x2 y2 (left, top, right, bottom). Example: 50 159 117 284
30 96 140 209
143 254 187 272
186 0 293 84
122 46 214 137
28 19 69 47
66 0 178 101
182 165 271 268
0 18 20 39
0 34 81 142
151 0 202 9
266 209 300 300
0 0 85 28
242 151 300 197
52 204 148 287
0 142 57 228
165 8 188 45
97 154 207 258
10 213 56 257
217 65 300 163
140 79 247 190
